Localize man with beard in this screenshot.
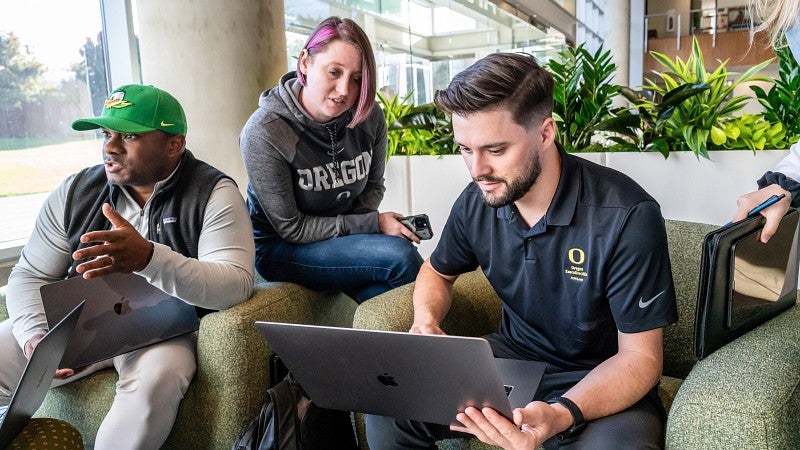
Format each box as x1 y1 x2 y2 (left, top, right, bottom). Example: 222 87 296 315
0 84 254 449
365 53 677 450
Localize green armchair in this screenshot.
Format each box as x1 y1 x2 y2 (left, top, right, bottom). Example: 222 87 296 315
353 220 800 449
0 279 356 449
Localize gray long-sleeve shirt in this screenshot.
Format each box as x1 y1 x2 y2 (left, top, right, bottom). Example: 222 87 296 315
241 72 387 244
7 168 255 350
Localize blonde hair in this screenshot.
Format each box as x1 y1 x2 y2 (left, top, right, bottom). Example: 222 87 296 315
749 0 800 48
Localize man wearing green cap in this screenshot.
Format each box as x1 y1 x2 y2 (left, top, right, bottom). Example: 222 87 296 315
0 84 255 449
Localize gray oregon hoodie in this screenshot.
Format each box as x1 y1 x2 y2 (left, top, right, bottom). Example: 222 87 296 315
241 72 387 245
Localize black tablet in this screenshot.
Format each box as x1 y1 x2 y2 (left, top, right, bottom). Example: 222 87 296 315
694 209 799 359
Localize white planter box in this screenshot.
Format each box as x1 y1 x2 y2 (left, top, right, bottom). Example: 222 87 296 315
384 155 470 258
383 150 791 257
603 150 790 226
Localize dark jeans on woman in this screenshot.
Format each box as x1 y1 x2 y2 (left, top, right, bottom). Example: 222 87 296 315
255 234 424 304
365 333 666 449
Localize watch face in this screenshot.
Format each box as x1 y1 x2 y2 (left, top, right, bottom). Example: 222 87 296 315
557 422 587 441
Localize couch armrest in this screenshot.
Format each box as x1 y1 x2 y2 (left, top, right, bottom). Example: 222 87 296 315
666 304 800 449
353 269 501 337
164 281 357 449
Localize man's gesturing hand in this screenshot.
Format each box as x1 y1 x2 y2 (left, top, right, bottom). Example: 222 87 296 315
72 203 154 278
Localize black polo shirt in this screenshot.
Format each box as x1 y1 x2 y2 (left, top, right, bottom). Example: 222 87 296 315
430 146 677 371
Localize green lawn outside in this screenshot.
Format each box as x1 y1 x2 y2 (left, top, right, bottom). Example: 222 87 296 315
0 137 75 151
0 139 101 197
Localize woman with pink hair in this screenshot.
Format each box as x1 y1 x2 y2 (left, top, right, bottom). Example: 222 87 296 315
240 16 423 303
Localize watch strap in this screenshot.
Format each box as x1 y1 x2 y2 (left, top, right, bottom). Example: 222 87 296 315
547 396 586 440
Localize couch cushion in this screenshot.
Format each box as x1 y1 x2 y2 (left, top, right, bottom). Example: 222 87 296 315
35 370 116 438
658 376 683 413
666 304 800 448
663 220 717 379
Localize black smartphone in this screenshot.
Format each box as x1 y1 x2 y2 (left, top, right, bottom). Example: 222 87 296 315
398 214 434 240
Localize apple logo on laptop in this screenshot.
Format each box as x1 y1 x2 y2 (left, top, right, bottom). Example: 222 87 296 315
113 297 132 315
377 372 398 387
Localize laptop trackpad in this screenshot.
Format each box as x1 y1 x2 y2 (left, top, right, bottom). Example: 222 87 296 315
496 358 546 409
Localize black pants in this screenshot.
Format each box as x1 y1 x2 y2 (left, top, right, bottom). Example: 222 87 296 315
365 333 665 449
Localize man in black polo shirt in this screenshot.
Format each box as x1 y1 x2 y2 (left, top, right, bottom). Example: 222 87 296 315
365 53 677 449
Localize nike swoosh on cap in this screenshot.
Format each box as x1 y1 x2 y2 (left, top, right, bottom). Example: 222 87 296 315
161 121 175 127
638 290 665 309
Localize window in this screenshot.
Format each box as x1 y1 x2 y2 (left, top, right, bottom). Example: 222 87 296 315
284 0 566 107
0 0 106 249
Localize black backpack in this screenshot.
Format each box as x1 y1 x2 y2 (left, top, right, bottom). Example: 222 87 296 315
232 356 358 450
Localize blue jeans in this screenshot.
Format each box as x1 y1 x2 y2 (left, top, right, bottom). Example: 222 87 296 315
255 234 424 304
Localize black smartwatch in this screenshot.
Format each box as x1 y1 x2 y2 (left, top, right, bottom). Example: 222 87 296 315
547 396 587 440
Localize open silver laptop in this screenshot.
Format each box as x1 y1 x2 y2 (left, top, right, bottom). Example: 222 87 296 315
0 301 85 448
40 273 199 369
255 322 546 426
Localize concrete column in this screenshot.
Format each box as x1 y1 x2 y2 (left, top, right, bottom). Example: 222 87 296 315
135 0 287 189
604 0 631 94
628 0 645 90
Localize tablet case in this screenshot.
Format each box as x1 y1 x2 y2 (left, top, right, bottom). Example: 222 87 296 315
694 209 800 359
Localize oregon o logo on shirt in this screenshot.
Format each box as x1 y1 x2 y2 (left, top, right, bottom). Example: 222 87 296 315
568 248 585 265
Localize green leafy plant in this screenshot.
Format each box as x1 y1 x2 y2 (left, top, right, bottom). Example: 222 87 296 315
377 91 415 157
547 44 621 153
714 114 790 150
377 91 457 157
597 84 711 157
635 36 773 159
750 46 800 140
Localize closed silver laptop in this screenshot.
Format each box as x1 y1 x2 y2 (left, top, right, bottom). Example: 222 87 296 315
41 273 199 369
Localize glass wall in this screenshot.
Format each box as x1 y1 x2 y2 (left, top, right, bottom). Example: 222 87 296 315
285 0 568 105
0 0 586 257
645 0 751 43
0 0 106 246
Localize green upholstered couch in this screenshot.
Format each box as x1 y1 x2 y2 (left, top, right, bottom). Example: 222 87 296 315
352 220 800 449
0 279 356 449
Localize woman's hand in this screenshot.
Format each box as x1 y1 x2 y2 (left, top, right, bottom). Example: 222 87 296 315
379 212 421 244
733 184 792 243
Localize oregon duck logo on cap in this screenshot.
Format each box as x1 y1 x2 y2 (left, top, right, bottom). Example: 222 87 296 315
104 91 133 109
72 84 187 135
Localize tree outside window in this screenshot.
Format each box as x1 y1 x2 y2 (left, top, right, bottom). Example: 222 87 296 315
0 0 106 245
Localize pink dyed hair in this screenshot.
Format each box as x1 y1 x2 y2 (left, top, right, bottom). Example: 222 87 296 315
296 17 377 128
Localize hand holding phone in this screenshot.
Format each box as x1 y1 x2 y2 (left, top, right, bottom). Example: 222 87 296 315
398 214 434 240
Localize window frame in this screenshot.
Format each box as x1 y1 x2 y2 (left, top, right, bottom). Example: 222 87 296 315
0 0 140 285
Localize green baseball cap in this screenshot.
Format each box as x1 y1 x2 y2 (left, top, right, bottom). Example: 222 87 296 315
71 84 187 135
